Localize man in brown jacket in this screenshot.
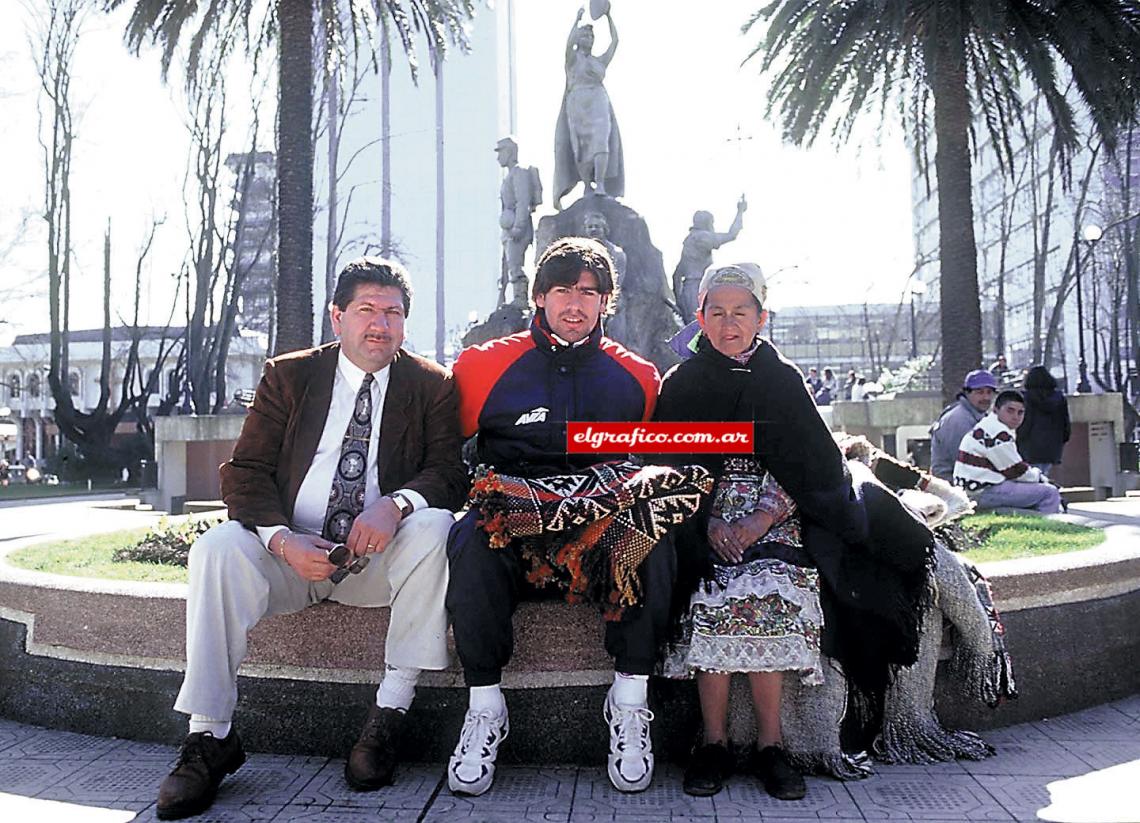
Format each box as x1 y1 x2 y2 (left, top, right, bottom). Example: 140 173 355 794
156 258 467 820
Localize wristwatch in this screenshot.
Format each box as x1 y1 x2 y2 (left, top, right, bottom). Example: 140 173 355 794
389 492 414 520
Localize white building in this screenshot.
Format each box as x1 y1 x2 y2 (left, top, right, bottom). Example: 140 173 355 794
0 327 267 466
311 0 516 357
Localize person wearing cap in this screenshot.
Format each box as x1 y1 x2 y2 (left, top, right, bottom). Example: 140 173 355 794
929 369 998 481
953 389 1062 513
495 136 542 307
655 264 932 801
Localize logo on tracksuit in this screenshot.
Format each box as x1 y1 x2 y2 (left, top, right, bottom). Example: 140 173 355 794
514 407 549 425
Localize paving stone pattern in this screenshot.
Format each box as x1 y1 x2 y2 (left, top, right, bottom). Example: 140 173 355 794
0 698 1137 821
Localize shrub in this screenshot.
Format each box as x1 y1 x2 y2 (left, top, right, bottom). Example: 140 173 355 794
113 516 221 566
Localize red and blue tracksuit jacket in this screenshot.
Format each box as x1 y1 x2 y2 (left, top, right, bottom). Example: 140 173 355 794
453 313 661 476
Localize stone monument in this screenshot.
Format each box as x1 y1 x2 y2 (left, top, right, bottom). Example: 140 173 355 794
553 5 624 209
672 196 748 323
537 197 681 371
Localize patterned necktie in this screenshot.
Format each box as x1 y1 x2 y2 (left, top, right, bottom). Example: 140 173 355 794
323 373 374 543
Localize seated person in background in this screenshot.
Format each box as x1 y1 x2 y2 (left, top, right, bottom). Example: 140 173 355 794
929 369 997 481
953 389 1062 514
445 237 703 797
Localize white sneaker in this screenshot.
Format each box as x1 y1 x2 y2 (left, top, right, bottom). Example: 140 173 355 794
604 687 655 792
448 707 509 796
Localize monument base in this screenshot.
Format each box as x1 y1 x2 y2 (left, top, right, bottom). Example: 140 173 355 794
537 194 682 372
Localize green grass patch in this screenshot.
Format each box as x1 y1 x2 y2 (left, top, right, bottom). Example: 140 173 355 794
959 512 1106 563
3 512 1108 582
0 482 120 501
7 528 189 583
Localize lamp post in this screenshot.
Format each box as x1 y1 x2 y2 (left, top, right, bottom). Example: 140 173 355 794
908 280 927 360
1075 222 1102 393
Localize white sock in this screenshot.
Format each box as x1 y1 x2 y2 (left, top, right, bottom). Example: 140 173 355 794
469 683 506 716
611 672 648 706
376 664 420 712
189 716 232 739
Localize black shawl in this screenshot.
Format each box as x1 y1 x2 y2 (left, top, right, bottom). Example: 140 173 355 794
654 336 933 697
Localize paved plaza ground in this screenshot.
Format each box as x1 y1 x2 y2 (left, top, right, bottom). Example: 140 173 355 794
1 494 1138 821
0 695 1138 822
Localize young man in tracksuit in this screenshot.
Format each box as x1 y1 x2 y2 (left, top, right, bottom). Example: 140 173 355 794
445 237 668 796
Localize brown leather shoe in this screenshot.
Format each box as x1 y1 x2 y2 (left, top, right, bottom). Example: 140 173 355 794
156 731 246 819
345 704 405 790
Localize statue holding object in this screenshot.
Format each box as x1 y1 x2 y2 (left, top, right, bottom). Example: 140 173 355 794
553 5 624 210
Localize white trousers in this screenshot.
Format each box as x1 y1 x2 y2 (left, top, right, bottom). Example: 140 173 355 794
174 510 454 721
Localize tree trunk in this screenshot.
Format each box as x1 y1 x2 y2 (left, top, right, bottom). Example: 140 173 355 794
322 57 339 343
434 55 445 364
381 23 392 256
931 33 982 403
1032 135 1059 364
275 0 315 355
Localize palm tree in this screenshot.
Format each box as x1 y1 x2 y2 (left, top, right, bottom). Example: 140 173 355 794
104 0 473 355
745 1 1140 401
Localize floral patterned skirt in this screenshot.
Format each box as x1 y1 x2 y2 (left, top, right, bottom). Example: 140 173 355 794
662 550 824 685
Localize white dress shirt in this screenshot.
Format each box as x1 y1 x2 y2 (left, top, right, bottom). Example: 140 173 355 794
257 350 426 548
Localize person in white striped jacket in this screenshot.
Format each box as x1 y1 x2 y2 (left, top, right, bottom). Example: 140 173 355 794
953 389 1062 513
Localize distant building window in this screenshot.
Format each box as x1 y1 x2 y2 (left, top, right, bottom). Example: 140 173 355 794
7 374 19 399
27 372 41 398
68 371 80 396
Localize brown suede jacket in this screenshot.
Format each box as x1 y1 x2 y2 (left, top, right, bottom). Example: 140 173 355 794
220 342 468 530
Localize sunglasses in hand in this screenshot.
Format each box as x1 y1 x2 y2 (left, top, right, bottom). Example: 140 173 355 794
327 543 370 583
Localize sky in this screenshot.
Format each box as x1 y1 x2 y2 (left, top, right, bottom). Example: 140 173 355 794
0 0 917 347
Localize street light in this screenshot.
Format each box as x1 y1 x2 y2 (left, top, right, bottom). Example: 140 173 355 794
908 280 927 359
1075 222 1103 393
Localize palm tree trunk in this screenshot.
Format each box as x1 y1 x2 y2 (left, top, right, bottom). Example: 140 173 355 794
932 35 982 403
275 0 315 355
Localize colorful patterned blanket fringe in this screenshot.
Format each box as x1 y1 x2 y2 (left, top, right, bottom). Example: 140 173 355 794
470 461 713 619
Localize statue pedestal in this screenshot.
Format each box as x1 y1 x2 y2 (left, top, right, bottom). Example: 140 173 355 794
462 302 531 348
536 195 681 371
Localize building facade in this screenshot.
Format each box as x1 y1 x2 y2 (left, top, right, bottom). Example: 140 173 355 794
0 327 266 467
770 301 939 390
910 85 1138 395
225 151 277 337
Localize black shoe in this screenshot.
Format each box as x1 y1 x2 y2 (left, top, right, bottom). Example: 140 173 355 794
682 742 733 797
751 744 806 800
345 704 405 790
156 731 246 820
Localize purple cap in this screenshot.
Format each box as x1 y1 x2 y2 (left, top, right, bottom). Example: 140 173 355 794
963 369 998 390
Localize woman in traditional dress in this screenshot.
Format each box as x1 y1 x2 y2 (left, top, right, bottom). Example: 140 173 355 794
656 263 933 800
657 264 819 800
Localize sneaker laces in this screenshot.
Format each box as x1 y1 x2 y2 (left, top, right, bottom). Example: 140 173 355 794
613 705 654 758
455 709 507 764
